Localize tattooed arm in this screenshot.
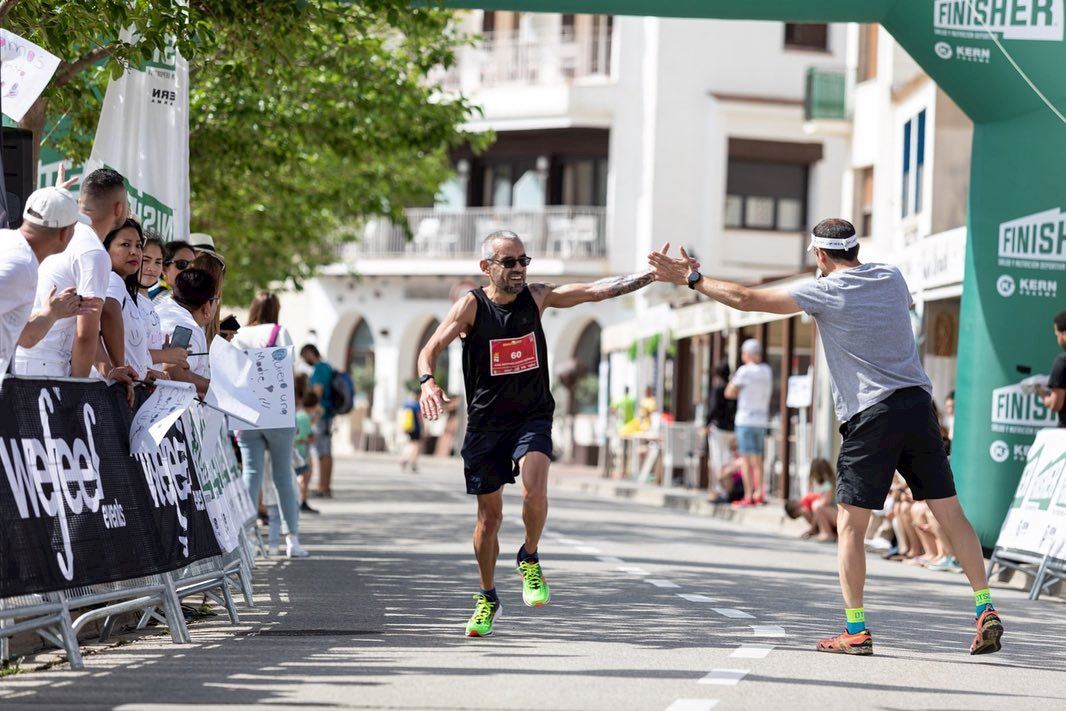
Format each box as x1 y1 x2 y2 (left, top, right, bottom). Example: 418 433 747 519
531 271 656 311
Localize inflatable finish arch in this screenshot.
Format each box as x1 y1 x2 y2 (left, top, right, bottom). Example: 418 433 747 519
445 0 1066 547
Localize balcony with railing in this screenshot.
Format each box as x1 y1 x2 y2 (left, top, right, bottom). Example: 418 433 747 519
335 206 607 263
804 67 848 122
438 26 613 93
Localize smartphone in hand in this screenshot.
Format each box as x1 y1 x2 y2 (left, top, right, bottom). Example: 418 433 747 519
171 325 193 350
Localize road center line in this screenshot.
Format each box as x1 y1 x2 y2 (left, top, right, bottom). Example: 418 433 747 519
647 579 681 588
665 700 719 711
712 608 755 619
617 566 650 575
557 538 583 545
698 669 749 685
597 556 625 564
576 546 602 554
677 593 715 603
730 644 775 659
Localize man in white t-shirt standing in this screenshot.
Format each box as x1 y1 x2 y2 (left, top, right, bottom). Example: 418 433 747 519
0 187 98 375
16 168 129 378
726 338 772 506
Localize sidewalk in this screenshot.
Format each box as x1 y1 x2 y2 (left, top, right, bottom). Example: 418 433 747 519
549 461 810 537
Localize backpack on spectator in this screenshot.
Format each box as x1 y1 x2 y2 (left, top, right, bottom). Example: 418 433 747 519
330 369 355 415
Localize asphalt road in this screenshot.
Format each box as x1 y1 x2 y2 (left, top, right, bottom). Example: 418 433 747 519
2 454 1064 711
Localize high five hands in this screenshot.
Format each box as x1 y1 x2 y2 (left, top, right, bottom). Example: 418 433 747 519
648 243 700 286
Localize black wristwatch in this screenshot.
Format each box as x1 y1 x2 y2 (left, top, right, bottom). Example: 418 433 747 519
687 270 702 290
418 373 435 385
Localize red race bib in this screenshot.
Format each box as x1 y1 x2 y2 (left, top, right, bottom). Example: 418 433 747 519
489 332 539 376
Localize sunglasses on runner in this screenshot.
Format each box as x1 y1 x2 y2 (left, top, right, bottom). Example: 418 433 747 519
489 255 532 269
164 258 193 270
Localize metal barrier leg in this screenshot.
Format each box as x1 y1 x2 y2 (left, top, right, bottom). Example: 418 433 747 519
100 614 118 642
1029 554 1052 601
162 573 191 644
55 592 84 670
0 615 8 663
220 581 240 624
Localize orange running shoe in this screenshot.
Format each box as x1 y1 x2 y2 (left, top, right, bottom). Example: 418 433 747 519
816 629 874 655
970 608 1004 655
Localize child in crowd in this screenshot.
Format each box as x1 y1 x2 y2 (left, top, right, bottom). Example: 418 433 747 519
399 386 423 473
295 390 320 513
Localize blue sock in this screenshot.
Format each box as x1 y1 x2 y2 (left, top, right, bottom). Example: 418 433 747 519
845 607 866 634
517 544 539 565
480 587 498 602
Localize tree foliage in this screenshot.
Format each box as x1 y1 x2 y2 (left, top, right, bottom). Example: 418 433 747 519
3 0 483 303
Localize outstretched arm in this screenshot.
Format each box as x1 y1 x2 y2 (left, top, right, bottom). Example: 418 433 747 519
532 242 676 311
418 293 477 421
648 246 801 315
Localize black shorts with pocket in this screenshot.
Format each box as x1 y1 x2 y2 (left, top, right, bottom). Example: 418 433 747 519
836 387 956 510
461 419 553 496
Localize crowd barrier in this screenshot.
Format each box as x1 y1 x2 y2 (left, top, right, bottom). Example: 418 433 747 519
0 377 260 669
988 428 1066 600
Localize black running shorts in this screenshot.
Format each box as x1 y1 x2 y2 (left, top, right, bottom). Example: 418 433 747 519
836 387 957 510
461 419 553 496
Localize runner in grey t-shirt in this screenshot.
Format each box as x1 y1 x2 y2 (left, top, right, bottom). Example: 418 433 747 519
648 218 1003 657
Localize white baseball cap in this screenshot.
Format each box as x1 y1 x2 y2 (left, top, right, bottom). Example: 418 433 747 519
741 338 762 356
807 231 859 252
22 187 89 229
189 232 217 251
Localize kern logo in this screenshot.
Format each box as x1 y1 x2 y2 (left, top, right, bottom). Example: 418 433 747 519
126 183 176 241
998 208 1066 271
996 274 1016 297
933 40 993 62
935 41 954 57
989 439 1011 463
934 0 1065 41
990 380 1059 435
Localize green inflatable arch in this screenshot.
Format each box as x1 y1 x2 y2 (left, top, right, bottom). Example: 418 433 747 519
445 0 1066 548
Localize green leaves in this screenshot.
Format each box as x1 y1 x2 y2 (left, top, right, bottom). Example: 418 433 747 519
12 0 481 304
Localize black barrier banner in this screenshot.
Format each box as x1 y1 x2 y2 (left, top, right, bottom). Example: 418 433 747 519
0 378 221 597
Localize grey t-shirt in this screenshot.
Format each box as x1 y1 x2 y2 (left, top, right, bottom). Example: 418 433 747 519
789 263 931 422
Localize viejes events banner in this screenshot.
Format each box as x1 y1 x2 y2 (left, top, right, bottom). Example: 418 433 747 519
84 31 190 242
995 428 1066 563
0 378 220 597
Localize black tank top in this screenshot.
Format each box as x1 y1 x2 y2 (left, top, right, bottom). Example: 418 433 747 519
462 286 555 431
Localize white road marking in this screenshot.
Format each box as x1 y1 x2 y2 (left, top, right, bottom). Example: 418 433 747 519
698 669 749 685
617 566 650 575
557 538 583 545
730 644 775 659
665 700 719 711
576 546 602 554
712 608 755 619
647 579 681 588
597 556 624 564
749 625 787 637
677 593 715 603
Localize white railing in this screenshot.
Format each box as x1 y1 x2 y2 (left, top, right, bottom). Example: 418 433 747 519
337 206 607 260
437 27 613 91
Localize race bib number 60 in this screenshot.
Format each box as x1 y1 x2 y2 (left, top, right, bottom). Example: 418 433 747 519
489 332 539 376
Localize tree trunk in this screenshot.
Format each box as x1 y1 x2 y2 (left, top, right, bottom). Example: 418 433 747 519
17 95 48 186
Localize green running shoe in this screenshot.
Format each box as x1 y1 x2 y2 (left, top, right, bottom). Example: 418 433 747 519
465 594 501 637
518 560 550 607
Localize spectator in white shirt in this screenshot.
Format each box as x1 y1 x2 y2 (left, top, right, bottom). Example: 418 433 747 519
102 218 164 381
137 233 189 371
1 187 99 374
726 338 773 506
156 267 217 396
16 168 130 379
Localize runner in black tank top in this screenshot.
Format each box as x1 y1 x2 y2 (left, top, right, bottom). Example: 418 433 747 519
463 285 555 431
416 230 668 637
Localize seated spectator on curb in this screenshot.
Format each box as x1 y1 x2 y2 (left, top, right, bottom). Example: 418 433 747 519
785 457 837 541
708 442 745 504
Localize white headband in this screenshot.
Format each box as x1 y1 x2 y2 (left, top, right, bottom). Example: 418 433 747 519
807 233 859 252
